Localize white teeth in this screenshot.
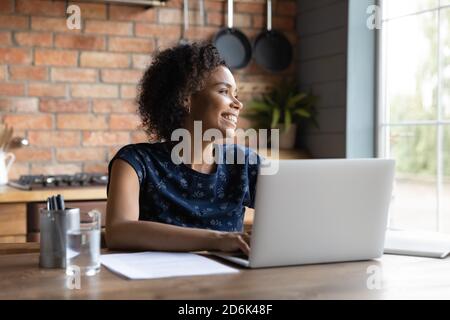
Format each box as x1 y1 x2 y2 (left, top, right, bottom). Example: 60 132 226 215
223 114 237 123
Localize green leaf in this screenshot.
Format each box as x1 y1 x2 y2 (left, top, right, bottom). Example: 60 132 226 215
286 93 307 109
271 109 280 128
244 81 319 132
284 110 292 132
264 95 277 108
294 109 311 118
246 101 272 112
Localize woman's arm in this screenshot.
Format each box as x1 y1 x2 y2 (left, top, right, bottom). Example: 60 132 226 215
105 159 250 254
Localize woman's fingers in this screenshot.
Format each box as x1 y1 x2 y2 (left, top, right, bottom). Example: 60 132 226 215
241 233 251 246
237 235 250 256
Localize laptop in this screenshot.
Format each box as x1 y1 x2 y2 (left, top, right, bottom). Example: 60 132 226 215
211 159 395 268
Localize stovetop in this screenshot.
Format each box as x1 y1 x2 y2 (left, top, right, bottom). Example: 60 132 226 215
8 173 108 190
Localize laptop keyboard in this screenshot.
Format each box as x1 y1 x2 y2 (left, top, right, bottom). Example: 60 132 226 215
229 252 248 259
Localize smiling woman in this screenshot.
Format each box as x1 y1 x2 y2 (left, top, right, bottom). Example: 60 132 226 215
105 42 260 255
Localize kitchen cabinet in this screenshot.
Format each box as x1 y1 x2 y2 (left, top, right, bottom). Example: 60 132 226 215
0 185 107 244
0 204 26 243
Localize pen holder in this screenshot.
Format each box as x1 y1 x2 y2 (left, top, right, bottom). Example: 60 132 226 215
39 208 80 269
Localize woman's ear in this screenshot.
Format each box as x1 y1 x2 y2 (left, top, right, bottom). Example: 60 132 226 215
184 96 191 113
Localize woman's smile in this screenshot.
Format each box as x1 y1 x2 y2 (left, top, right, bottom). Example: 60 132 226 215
220 112 238 128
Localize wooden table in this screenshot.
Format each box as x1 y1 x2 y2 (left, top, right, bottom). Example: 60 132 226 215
1 250 450 299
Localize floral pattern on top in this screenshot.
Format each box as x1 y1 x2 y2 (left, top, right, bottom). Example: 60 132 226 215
107 142 261 232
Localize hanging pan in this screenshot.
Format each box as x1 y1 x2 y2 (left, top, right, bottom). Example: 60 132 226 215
213 0 252 69
254 0 293 72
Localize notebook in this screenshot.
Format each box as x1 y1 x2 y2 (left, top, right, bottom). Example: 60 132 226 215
100 251 239 280
384 229 450 258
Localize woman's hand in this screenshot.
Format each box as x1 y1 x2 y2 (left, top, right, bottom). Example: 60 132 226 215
213 231 251 255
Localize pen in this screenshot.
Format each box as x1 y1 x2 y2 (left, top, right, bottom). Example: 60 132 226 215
56 195 61 210
59 194 65 210
47 197 51 210
56 194 65 210
51 196 58 211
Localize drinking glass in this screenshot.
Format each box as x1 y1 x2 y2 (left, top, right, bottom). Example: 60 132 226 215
66 209 101 276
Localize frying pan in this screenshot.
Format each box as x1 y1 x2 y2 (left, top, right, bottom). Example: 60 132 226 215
254 0 293 72
213 0 252 69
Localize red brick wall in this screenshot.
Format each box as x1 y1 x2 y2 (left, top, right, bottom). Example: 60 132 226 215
0 0 298 179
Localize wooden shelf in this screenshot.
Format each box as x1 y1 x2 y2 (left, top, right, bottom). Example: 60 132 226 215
0 185 107 204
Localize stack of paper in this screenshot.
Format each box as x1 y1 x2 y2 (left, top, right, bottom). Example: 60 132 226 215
384 229 450 258
100 252 239 280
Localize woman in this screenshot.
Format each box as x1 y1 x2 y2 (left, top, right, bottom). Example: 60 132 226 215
106 42 260 255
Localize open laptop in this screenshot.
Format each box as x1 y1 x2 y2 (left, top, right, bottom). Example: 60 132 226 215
211 159 395 268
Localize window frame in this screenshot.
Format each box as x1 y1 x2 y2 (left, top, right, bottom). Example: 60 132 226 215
376 0 449 232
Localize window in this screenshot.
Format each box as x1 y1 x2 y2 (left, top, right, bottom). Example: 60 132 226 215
378 0 450 232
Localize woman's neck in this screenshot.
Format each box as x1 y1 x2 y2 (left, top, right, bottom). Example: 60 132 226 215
169 136 217 174
189 142 217 173
187 140 216 174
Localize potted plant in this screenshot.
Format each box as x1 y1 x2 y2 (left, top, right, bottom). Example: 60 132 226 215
243 80 319 149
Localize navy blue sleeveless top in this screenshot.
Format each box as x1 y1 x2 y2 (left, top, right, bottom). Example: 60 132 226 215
107 142 260 232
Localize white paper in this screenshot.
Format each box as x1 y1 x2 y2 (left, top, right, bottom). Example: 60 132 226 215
100 251 239 280
384 229 450 258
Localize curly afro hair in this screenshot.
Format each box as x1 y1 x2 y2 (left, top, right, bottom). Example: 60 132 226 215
137 42 227 141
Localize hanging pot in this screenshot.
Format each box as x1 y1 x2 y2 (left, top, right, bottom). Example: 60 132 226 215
253 0 293 72
213 0 252 69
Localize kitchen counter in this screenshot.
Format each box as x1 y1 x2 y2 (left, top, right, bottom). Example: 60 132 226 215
0 185 107 243
0 185 107 204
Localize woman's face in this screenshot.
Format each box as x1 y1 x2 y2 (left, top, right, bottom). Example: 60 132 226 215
186 66 243 138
